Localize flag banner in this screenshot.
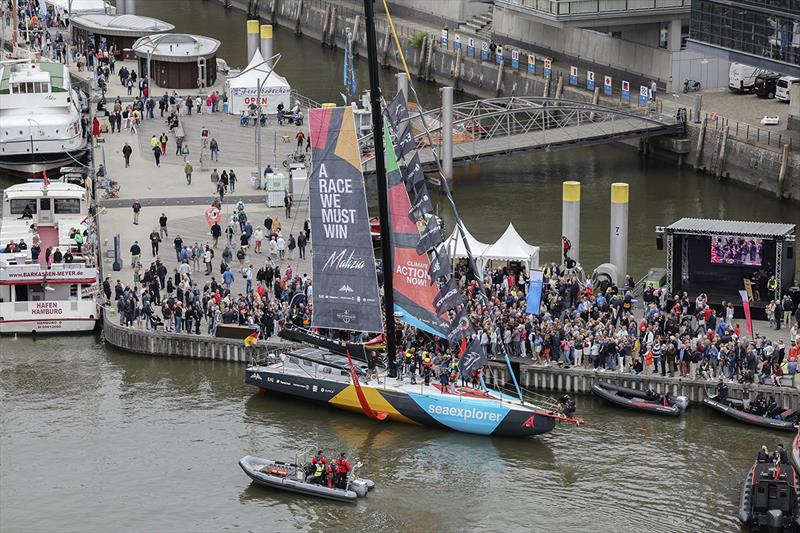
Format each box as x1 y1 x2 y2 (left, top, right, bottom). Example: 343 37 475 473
434 278 462 314
526 269 544 315
428 248 452 284
447 310 475 344
394 123 416 159
402 152 425 194
384 123 449 338
244 331 259 347
416 216 442 255
739 289 754 337
308 107 383 332
385 89 409 130
408 182 433 222
460 337 487 379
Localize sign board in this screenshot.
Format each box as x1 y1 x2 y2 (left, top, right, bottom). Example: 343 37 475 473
527 54 536 74
604 75 612 96
480 41 489 61
454 33 461 51
639 84 649 105
569 65 578 86
621 80 630 102
587 70 595 91
511 49 519 69
467 37 475 57
0 266 98 283
440 28 448 48
543 57 552 78
495 45 503 64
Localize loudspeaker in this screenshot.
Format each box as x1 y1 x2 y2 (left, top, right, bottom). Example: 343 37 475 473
656 235 664 250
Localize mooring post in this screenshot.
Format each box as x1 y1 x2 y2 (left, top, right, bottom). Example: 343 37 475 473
562 181 581 264
396 72 408 99
778 143 790 199
694 116 707 170
441 86 454 184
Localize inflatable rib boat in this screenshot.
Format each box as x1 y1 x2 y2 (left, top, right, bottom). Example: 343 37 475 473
703 395 799 432
739 460 800 532
591 381 688 416
239 455 375 503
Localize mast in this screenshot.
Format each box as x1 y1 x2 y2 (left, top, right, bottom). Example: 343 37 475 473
363 0 397 376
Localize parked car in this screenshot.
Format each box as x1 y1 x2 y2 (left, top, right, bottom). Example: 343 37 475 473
754 72 781 99
729 62 766 92
775 75 800 102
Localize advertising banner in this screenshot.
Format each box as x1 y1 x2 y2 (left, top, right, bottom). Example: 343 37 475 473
307 107 383 332
569 66 578 86
587 70 595 91
527 54 536 74
543 57 552 77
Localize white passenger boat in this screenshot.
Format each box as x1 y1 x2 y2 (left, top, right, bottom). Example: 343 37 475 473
0 181 99 334
0 61 87 177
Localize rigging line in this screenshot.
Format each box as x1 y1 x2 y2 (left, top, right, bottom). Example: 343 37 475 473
379 3 524 403
381 0 411 80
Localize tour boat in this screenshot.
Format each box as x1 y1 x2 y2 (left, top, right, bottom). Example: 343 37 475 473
0 181 99 334
0 61 87 178
246 348 564 437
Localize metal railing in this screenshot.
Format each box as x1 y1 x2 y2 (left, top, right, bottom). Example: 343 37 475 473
359 96 682 159
699 112 797 151
504 0 689 16
290 89 322 109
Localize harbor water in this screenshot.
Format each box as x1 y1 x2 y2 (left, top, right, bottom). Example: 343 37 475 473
2 2 800 531
0 335 782 532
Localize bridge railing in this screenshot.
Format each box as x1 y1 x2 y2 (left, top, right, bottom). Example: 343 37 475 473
359 96 682 159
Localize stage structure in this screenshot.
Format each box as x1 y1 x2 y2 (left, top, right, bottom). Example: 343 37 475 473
656 218 796 307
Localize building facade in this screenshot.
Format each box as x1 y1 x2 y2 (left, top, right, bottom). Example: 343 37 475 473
688 0 800 77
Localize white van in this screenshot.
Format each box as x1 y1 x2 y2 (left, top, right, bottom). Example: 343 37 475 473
729 63 765 92
775 76 800 102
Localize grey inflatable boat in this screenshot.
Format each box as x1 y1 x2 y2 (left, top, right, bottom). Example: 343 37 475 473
239 455 375 503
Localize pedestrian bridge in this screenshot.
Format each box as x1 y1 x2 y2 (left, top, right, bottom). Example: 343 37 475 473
361 96 685 174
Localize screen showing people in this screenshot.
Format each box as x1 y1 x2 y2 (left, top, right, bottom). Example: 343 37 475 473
710 235 763 266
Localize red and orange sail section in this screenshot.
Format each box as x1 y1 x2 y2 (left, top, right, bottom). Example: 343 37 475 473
383 124 450 338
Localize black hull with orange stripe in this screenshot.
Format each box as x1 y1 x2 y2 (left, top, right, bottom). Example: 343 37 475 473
591 381 682 416
703 395 799 432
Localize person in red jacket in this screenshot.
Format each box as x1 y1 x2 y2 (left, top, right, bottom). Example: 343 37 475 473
332 452 351 489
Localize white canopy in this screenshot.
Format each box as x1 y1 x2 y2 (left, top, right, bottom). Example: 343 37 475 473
438 223 489 261
226 50 291 115
481 223 540 271
46 0 114 15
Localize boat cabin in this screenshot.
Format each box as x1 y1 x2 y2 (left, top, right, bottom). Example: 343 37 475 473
0 182 97 333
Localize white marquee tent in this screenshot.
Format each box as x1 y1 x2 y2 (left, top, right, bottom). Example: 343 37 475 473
480 223 540 271
226 50 291 115
438 224 489 262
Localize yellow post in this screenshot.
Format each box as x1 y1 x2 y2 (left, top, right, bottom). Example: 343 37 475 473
247 20 260 61
561 181 581 264
610 182 630 280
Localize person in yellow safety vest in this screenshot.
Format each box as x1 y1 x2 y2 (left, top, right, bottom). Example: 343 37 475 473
767 275 778 300
422 353 433 386
305 457 327 484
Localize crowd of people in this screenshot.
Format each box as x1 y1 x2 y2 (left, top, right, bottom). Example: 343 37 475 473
111 200 313 341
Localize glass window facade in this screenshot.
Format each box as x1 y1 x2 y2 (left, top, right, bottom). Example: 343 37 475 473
690 0 800 68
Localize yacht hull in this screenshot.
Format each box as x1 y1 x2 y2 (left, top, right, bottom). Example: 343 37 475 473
245 366 556 437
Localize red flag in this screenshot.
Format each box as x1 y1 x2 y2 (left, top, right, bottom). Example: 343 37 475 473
738 290 753 338
345 349 387 421
459 337 467 356
42 169 49 187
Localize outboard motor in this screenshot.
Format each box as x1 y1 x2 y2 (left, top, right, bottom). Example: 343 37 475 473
767 509 783 532
673 395 690 412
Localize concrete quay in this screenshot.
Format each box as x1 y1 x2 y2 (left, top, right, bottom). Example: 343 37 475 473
487 363 800 410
